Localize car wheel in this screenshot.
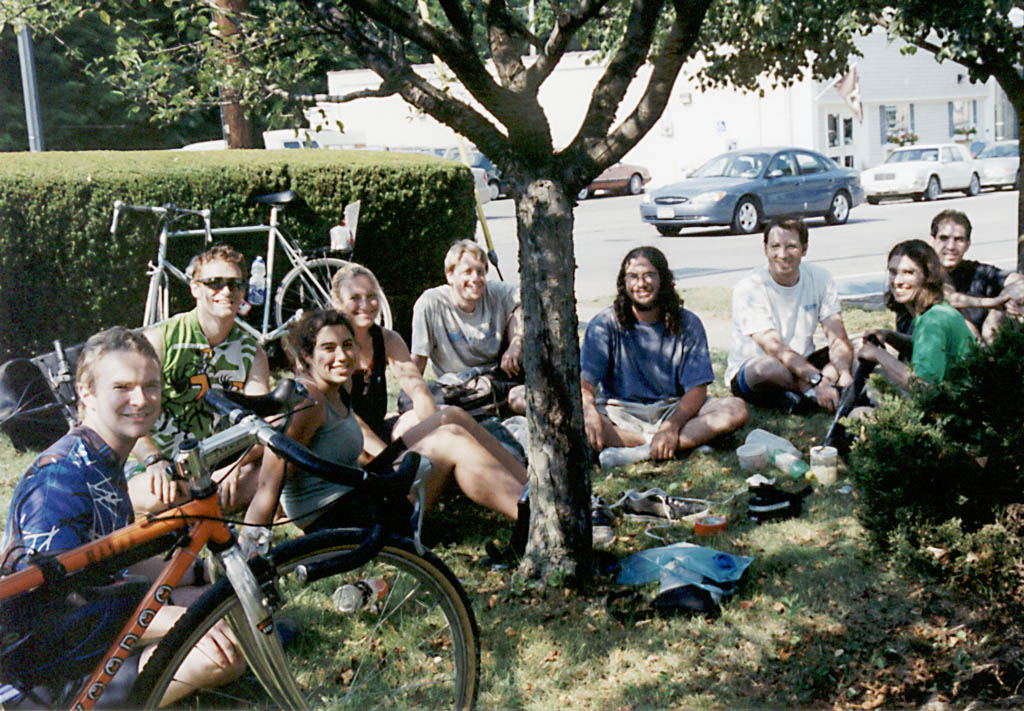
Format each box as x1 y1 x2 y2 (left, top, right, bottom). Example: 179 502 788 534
731 197 761 234
825 190 851 225
924 175 941 201
628 174 644 195
578 186 590 200
964 173 981 197
656 225 682 236
487 181 500 201
866 196 880 205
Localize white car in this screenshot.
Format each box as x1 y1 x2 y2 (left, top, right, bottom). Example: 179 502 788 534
976 140 1019 190
861 143 981 203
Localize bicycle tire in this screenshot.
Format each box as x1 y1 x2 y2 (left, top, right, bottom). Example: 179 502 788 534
274 258 393 331
129 529 479 710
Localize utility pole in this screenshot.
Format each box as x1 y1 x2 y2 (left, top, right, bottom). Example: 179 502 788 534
15 22 45 151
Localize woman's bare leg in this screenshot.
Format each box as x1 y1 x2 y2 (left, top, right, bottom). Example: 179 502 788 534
410 423 526 519
435 406 528 484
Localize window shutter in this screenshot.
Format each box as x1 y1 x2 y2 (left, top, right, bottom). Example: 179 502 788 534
910 104 916 132
972 100 977 125
948 102 954 136
880 105 887 143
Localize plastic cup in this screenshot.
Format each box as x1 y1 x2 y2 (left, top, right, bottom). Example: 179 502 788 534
736 442 769 470
809 446 838 486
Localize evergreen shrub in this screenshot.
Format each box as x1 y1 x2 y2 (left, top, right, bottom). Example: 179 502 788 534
0 150 476 360
848 319 1024 604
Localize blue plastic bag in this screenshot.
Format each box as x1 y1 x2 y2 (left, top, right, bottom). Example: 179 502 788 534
616 543 753 601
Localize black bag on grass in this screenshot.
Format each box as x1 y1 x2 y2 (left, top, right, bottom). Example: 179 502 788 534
0 359 68 452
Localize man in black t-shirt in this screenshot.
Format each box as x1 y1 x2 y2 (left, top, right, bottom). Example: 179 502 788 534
928 210 1023 342
876 211 1021 355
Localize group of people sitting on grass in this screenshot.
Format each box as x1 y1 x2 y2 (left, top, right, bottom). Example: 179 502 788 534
586 209 1022 466
1 207 1019 705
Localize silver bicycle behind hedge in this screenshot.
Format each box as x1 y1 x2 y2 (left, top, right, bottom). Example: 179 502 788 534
110 190 392 344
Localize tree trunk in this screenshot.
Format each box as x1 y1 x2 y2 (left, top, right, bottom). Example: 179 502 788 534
1017 106 1024 273
515 176 593 586
219 93 254 149
214 0 255 149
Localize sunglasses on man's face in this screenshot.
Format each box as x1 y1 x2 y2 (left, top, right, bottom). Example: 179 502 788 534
197 277 246 292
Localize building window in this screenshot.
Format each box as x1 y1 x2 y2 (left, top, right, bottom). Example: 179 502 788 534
949 100 978 139
880 103 916 145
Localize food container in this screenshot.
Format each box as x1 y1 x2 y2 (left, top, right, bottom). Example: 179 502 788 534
809 445 839 486
736 442 769 470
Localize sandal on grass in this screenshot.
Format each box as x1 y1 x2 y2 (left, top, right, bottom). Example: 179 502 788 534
616 488 709 522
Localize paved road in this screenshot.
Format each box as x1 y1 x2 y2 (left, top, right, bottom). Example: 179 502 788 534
477 189 1019 306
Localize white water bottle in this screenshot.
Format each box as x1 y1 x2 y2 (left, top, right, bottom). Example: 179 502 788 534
248 256 266 306
746 428 809 479
333 578 388 612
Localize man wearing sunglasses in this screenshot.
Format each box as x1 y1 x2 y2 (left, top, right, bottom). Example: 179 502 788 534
129 244 270 513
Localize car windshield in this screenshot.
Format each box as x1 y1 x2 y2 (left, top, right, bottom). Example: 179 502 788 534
978 143 1019 159
692 153 769 179
886 148 939 163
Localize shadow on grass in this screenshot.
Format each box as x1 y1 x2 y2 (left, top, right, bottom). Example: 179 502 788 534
441 402 998 710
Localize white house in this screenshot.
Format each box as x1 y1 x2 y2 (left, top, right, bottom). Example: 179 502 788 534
302 27 1015 186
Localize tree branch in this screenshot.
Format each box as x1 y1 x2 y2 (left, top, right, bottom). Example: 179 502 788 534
436 0 474 43
306 1 510 157
527 0 614 90
485 0 528 90
563 0 711 183
312 0 532 130
266 83 400 103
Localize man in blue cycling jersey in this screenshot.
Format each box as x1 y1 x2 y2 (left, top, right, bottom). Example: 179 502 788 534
0 326 244 708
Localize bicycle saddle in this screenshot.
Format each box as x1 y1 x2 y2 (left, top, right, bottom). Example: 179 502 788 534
212 379 310 418
252 190 305 207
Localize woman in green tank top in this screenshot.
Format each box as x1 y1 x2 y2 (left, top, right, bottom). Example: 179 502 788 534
857 239 976 388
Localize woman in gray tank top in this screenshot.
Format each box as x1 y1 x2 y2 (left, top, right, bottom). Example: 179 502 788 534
244 309 528 533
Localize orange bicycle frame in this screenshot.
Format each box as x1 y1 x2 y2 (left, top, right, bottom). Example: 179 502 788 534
0 491 233 711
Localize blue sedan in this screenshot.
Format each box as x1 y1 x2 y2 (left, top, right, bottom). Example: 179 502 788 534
639 147 866 235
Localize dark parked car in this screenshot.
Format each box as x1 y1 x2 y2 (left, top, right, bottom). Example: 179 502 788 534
578 163 651 199
639 147 866 235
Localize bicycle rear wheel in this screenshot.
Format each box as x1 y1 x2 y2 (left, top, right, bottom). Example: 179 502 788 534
130 530 479 710
275 258 393 331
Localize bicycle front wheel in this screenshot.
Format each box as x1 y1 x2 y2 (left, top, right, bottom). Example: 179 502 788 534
130 530 479 710
275 258 393 331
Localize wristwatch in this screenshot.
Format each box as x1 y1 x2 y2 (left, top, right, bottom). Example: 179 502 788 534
143 452 169 469
808 372 823 387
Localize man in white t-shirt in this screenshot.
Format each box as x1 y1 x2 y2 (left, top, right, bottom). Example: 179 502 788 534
725 217 854 412
410 239 525 413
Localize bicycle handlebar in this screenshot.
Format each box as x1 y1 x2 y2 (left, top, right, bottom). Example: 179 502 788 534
202 386 412 498
109 200 213 237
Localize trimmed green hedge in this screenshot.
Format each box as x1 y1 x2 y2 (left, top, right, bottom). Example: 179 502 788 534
0 150 476 360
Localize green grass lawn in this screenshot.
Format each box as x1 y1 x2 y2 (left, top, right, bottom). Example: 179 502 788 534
0 300 1003 709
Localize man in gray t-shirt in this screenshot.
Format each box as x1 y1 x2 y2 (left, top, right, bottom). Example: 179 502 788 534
410 239 525 413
